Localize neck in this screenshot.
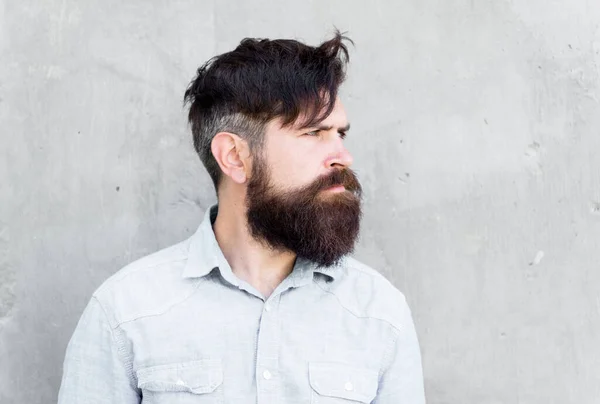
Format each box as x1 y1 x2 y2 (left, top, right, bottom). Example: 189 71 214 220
212 196 296 299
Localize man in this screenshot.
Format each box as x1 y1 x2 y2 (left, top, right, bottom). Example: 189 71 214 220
58 32 426 403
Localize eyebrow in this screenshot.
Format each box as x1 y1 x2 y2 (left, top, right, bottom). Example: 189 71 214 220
310 123 351 133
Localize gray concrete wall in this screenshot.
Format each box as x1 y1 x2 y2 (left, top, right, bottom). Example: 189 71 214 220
1 0 599 402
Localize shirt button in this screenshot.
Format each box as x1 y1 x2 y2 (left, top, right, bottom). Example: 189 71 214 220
263 370 272 380
264 304 271 312
344 381 354 391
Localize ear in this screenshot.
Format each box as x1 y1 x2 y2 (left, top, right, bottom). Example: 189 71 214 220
211 132 251 184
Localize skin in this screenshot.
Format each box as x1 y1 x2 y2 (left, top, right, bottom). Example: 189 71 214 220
210 98 353 298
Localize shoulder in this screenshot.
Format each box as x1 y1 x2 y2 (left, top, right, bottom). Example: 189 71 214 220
91 238 197 327
325 256 414 333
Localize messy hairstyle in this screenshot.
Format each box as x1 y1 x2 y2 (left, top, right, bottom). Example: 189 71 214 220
183 31 352 192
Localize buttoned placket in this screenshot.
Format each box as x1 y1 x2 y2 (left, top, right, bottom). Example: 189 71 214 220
254 262 316 404
255 291 282 404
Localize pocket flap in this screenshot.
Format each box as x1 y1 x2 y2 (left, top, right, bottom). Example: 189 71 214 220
309 362 379 403
136 359 223 394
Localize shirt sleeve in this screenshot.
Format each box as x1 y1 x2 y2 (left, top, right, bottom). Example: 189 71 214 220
57 296 141 404
373 297 426 404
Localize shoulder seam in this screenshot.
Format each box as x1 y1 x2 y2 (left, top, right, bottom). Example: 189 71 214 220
106 278 205 327
314 281 404 334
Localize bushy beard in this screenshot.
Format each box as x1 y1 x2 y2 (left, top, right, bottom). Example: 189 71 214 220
245 158 363 267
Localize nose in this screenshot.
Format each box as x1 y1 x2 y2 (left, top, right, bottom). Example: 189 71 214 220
324 139 354 169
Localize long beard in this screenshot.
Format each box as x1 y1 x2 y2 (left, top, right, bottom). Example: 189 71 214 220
245 160 363 267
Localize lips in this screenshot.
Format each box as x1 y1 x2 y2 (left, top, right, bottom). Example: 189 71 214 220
313 168 362 196
326 185 346 192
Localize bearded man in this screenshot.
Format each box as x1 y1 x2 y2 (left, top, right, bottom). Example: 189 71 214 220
58 32 426 404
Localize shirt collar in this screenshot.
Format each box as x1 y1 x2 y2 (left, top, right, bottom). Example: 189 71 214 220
182 205 229 280
287 257 343 286
182 204 343 282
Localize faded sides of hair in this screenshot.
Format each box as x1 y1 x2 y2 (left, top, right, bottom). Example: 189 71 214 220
183 31 353 189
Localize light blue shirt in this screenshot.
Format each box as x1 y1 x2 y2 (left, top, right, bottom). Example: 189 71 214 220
58 205 425 403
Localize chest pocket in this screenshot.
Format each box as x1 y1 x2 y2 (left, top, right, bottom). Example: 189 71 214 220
136 359 223 404
309 362 379 403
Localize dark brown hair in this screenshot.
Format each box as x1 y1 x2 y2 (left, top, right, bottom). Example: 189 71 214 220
184 31 352 191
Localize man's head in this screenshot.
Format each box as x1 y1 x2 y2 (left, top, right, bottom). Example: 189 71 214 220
184 32 362 267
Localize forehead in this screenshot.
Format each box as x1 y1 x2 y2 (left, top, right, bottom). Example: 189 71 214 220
314 99 348 128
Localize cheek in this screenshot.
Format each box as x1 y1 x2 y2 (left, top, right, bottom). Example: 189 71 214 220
264 132 327 188
268 150 321 188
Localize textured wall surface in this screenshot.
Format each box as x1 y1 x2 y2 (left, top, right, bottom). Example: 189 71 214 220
1 0 600 403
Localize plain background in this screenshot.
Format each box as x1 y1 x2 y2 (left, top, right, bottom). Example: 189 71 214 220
1 0 600 403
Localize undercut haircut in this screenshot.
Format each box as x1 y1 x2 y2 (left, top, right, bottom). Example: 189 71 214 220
183 31 352 192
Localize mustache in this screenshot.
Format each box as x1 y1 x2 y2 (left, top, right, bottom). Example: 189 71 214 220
307 168 362 194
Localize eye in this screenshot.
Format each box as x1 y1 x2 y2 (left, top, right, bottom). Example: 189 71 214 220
338 131 347 140
304 130 320 137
